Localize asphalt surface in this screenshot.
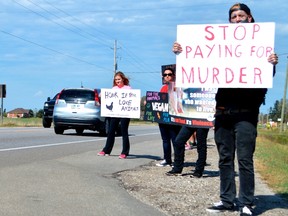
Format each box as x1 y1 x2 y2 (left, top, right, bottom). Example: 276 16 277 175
0 126 167 216
1 127 286 216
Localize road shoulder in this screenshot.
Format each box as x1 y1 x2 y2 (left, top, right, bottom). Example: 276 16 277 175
118 139 288 215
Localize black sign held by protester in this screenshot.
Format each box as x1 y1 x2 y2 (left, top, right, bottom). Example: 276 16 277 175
143 64 216 128
143 88 216 128
143 91 170 124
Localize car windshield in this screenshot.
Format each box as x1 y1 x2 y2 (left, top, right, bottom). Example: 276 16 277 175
52 93 59 100
60 89 94 101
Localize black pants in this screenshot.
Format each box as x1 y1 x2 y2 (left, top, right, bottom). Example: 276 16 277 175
158 123 181 164
103 117 130 155
173 126 209 173
214 114 257 208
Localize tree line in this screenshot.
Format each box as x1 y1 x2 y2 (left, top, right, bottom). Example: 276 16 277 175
2 97 287 123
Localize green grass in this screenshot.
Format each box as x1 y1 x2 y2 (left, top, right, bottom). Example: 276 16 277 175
0 117 42 127
255 129 288 200
0 117 155 127
258 129 288 145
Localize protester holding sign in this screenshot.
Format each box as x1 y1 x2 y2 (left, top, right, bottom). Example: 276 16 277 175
156 68 181 167
173 3 278 216
98 71 132 159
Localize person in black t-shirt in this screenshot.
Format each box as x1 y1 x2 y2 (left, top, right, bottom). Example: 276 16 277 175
172 3 278 215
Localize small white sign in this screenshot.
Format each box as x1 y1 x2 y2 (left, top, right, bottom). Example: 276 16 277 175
100 88 141 118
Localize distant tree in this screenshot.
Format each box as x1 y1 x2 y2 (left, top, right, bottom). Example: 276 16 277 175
28 109 34 118
2 108 6 117
37 109 44 118
140 96 147 119
140 96 146 112
269 99 288 122
258 112 269 125
269 100 281 121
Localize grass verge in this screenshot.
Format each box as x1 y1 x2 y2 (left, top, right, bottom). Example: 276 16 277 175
255 129 288 201
0 117 42 127
0 117 156 127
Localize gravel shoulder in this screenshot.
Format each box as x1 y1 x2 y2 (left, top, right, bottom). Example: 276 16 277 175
117 138 288 216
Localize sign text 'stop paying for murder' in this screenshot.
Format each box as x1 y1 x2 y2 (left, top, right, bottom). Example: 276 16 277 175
176 22 275 88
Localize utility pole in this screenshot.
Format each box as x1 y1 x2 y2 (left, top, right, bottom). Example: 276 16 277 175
1 97 3 124
113 40 118 74
280 56 288 132
0 84 6 125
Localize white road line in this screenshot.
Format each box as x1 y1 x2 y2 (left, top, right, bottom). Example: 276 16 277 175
0 132 159 152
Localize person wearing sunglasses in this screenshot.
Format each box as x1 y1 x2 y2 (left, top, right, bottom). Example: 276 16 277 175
156 68 181 167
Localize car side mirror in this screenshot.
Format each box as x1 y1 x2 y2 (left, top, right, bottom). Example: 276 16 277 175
47 97 51 101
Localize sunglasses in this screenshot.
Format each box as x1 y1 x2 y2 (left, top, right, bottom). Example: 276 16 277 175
163 73 173 77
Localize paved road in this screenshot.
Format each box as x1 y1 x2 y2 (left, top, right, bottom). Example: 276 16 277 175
0 125 169 216
1 126 286 215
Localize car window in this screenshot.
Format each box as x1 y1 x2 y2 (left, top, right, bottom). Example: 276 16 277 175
52 93 59 100
59 89 94 100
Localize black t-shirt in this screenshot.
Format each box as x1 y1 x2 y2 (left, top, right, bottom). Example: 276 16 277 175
215 88 267 111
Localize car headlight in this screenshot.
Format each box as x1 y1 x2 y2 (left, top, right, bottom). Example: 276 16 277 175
44 103 49 107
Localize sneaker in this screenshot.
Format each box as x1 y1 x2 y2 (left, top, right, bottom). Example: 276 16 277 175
166 168 182 176
188 141 197 147
156 160 171 167
185 143 192 150
191 142 197 147
240 206 253 216
97 151 109 156
206 201 235 213
119 154 127 159
190 170 203 178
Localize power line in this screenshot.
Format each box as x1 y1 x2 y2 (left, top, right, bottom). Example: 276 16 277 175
40 0 113 47
4 1 206 77
0 29 111 71
28 1 156 74
118 43 158 73
12 0 112 48
58 3 230 13
3 2 232 14
8 0 159 75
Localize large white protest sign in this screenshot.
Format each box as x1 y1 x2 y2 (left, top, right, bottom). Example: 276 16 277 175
176 22 275 88
100 88 141 118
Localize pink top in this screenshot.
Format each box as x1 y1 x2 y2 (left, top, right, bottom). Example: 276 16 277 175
112 85 132 89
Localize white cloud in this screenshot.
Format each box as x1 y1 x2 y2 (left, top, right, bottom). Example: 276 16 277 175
0 0 287 112
277 23 288 34
34 91 43 97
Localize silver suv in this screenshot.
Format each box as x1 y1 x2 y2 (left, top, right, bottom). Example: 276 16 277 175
53 88 107 135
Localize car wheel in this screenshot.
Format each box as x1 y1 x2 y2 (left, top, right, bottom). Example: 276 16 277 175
76 128 84 135
54 126 64 134
103 118 122 136
42 118 52 128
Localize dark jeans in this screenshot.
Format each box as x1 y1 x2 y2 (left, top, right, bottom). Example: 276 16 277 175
103 117 130 155
158 123 181 164
214 114 257 208
173 126 209 173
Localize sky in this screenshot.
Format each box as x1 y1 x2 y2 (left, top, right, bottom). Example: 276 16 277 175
1 0 287 114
